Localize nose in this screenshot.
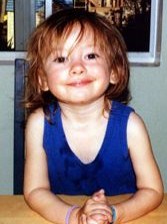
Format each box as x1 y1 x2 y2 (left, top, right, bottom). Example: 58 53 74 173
69 61 85 76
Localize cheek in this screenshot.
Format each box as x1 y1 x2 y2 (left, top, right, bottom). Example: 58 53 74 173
47 77 58 90
45 68 60 83
46 72 66 92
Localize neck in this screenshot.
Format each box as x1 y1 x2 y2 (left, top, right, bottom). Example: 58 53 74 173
58 98 109 125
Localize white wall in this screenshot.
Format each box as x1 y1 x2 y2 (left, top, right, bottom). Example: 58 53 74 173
0 2 167 194
130 0 167 190
0 65 14 194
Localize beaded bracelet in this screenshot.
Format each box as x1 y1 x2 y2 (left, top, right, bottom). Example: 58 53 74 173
65 205 79 224
110 206 116 224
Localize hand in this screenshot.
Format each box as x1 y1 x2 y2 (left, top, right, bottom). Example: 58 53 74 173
92 189 107 202
80 213 109 224
77 189 111 224
89 189 111 224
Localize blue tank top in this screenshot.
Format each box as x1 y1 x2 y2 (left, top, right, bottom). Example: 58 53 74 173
43 101 137 196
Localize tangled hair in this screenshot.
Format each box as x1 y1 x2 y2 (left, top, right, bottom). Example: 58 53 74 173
25 8 131 116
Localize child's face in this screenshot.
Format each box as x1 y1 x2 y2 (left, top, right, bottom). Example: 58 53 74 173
43 25 116 105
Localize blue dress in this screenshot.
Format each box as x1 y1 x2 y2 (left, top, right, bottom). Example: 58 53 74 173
43 101 137 196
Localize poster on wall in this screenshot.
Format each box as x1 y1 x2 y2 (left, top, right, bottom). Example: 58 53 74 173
45 0 163 66
0 0 163 65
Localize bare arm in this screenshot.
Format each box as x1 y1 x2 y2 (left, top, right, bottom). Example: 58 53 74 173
112 112 164 223
24 109 111 224
24 109 75 224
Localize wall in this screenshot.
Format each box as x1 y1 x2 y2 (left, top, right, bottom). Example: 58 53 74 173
129 0 167 190
0 2 167 194
0 65 14 194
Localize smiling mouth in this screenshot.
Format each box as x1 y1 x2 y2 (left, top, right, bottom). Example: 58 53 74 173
67 79 93 87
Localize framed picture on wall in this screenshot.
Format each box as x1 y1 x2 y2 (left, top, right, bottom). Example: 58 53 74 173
0 0 163 66
0 0 45 64
45 0 163 66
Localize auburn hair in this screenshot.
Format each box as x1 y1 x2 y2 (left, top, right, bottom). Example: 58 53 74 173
25 8 131 116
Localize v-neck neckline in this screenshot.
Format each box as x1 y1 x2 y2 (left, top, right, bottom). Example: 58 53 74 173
56 102 115 166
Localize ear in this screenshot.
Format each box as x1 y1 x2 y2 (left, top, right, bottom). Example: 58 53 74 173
110 70 117 84
38 76 49 91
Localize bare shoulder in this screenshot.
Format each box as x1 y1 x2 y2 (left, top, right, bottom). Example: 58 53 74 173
25 108 45 142
127 111 151 151
24 108 46 162
127 111 148 138
26 108 44 129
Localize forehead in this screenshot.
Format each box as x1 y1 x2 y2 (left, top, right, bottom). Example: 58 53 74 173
61 24 95 48
55 23 96 47
44 21 107 59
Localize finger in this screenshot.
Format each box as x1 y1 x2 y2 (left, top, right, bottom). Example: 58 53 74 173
93 189 105 199
88 203 112 214
92 195 105 202
88 215 108 224
87 217 98 224
81 214 99 224
80 214 87 224
89 219 104 224
92 191 106 202
82 199 111 217
89 210 112 222
90 213 108 220
93 189 105 196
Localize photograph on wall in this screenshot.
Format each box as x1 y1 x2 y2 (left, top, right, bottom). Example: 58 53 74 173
0 0 162 65
52 0 151 53
0 0 45 51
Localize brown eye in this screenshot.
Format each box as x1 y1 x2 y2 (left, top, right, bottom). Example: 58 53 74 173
87 53 99 60
54 57 67 63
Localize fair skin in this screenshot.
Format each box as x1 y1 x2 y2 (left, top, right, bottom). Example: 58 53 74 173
24 25 163 224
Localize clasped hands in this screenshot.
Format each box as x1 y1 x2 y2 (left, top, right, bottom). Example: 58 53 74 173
77 189 113 224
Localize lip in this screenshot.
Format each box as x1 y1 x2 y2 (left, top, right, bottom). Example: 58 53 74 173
67 79 93 87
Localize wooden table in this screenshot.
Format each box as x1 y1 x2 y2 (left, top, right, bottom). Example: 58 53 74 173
0 194 167 224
